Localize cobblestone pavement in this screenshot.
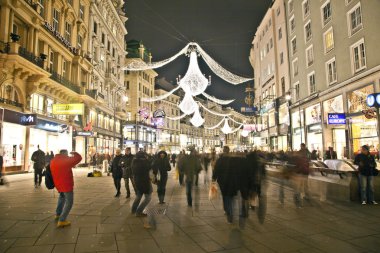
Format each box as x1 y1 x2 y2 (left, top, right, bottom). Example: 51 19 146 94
1 168 380 253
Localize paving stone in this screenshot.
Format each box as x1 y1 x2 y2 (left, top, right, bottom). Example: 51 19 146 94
349 235 380 252
35 224 79 245
117 238 161 253
5 245 54 253
0 238 16 252
1 221 48 238
75 233 117 253
12 237 38 247
52 243 76 253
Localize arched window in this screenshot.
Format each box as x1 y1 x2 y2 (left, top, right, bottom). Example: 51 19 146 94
0 84 20 103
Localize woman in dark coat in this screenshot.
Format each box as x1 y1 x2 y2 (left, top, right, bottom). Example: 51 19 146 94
131 151 152 216
111 149 123 197
152 150 171 204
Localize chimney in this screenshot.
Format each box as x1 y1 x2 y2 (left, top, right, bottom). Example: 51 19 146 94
138 42 144 60
148 52 152 63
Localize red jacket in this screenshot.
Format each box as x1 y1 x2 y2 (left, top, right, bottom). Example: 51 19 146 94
50 152 82 192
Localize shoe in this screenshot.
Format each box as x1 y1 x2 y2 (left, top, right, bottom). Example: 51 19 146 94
54 215 60 221
136 213 147 217
371 201 378 205
159 201 165 204
126 194 130 198
362 201 367 205
114 192 120 197
57 221 71 228
34 185 38 188
143 223 152 229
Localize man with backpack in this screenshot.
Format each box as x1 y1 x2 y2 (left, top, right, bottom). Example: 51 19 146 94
50 150 82 228
31 145 46 188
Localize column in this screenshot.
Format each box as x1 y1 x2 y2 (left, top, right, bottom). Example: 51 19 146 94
0 5 10 41
24 127 31 172
27 27 35 52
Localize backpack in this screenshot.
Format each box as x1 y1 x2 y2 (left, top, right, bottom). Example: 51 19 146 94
44 165 55 190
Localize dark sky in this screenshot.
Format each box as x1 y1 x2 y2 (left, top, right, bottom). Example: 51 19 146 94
125 0 272 111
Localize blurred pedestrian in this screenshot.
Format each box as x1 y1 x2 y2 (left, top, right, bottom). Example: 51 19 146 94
31 145 45 188
119 147 135 198
50 150 82 228
177 150 185 185
354 145 378 205
111 149 123 197
152 150 171 204
131 151 152 220
324 146 337 160
171 153 177 168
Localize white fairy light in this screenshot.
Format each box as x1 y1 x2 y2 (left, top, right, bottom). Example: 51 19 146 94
198 102 231 117
241 130 249 137
202 92 234 105
221 118 232 134
166 114 187 120
179 93 197 115
142 86 181 102
190 105 205 127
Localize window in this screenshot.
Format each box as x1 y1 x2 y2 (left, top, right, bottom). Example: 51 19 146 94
280 52 284 65
101 33 105 45
65 22 71 41
306 45 314 67
304 21 312 42
269 19 272 27
326 57 337 85
139 83 141 91
52 8 60 31
277 7 281 16
291 37 297 55
266 43 269 53
289 15 295 34
308 72 316 94
348 3 362 36
288 0 294 13
278 27 282 40
323 27 334 53
292 58 299 77
30 94 44 113
295 83 300 100
281 77 285 95
321 1 332 26
77 35 82 48
79 4 85 20
346 0 353 5
37 0 44 17
62 59 67 77
270 38 273 49
302 0 310 19
93 22 98 34
351 38 366 72
49 50 54 71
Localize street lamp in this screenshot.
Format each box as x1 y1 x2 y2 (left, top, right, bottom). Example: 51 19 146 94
113 86 128 157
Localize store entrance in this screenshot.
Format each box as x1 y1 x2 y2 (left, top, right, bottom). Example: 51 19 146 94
332 128 346 159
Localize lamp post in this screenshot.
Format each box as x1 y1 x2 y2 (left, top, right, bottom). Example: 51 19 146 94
112 87 128 157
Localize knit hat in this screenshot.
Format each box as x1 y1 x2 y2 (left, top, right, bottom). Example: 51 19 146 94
362 145 370 151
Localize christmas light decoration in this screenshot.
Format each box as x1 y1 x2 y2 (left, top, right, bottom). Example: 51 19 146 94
202 92 234 105
190 105 205 127
179 93 197 115
166 114 187 121
198 102 231 117
241 130 249 137
221 118 232 134
142 86 181 102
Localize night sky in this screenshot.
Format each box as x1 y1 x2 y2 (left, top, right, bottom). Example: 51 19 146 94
125 0 272 111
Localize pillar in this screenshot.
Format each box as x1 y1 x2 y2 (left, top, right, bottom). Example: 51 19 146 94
0 5 10 42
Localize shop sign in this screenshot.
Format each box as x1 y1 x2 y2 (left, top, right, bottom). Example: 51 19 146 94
240 107 257 113
293 127 302 135
260 101 276 115
327 113 346 124
20 114 37 126
153 109 165 118
366 93 380 107
307 124 322 133
35 119 68 133
52 104 84 115
76 131 94 137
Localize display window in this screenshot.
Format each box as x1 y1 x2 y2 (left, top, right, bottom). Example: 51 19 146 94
279 104 289 125
323 95 343 121
305 104 321 125
351 115 378 155
2 122 26 168
348 85 374 113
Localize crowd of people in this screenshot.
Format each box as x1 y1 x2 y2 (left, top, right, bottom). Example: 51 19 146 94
19 142 378 229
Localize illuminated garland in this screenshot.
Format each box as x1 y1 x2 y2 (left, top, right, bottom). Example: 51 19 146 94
141 86 181 102
201 92 234 105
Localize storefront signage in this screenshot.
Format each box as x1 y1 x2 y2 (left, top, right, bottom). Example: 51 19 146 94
19 114 37 126
260 101 276 115
241 107 257 113
327 113 346 125
76 131 94 137
35 119 68 133
153 109 165 118
269 126 277 137
366 93 380 107
307 124 322 133
52 103 84 115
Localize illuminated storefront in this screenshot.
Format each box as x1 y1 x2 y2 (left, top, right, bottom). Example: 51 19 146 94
122 123 157 154
291 110 304 151
278 103 289 151
305 103 322 152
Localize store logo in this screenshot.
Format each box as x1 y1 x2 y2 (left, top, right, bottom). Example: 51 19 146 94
366 93 380 107
20 114 37 125
327 113 346 125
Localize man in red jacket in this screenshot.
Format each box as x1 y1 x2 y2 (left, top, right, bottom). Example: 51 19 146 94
50 150 82 228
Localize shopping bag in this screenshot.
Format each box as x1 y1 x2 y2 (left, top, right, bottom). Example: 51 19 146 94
209 183 219 200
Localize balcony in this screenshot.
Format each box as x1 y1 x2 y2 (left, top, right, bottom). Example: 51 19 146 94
18 47 44 68
105 71 120 86
49 70 80 93
85 89 97 99
0 97 23 108
0 41 10 53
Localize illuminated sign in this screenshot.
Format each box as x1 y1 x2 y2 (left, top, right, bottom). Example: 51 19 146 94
76 131 94 136
366 93 380 107
52 103 84 115
327 113 346 125
19 114 37 126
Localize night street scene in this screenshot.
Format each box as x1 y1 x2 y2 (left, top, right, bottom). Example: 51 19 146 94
1 0 380 252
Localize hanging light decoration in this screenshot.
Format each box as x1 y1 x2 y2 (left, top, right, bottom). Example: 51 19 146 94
178 50 210 96
241 130 250 137
179 93 197 115
221 118 232 134
190 105 204 127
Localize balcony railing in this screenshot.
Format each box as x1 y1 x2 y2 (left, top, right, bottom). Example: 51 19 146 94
49 70 80 93
0 41 10 53
0 97 23 108
23 0 38 11
85 89 97 99
18 47 44 68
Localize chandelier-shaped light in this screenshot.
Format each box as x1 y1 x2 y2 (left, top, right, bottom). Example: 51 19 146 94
178 51 209 96
179 93 197 115
241 130 250 137
190 105 204 127
221 118 232 134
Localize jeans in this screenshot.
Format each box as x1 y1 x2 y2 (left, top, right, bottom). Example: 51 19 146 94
113 177 121 194
186 181 193 206
34 168 43 186
360 175 375 202
56 192 74 222
124 177 136 195
179 173 184 185
132 191 152 214
157 174 168 203
223 196 234 223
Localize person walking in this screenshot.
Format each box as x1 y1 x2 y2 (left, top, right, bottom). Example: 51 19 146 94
111 149 123 197
178 149 202 207
177 150 185 185
50 150 82 227
171 153 177 168
354 145 378 205
131 151 152 219
152 150 171 204
119 147 135 198
31 145 46 188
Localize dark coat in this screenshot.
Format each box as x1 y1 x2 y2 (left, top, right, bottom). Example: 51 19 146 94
232 156 251 200
119 154 134 179
111 155 123 179
354 153 377 176
178 154 202 183
213 155 238 197
131 156 152 194
324 150 337 160
31 149 46 170
152 151 171 177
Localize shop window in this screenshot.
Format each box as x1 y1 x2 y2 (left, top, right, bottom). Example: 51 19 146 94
321 1 332 27
348 3 362 36
350 38 366 73
348 85 374 113
323 27 334 53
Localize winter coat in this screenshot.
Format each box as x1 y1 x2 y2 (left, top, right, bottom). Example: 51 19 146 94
354 153 377 176
50 152 82 192
152 151 171 177
119 154 134 179
111 155 123 179
131 155 152 194
31 149 46 170
213 155 238 197
178 154 202 183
